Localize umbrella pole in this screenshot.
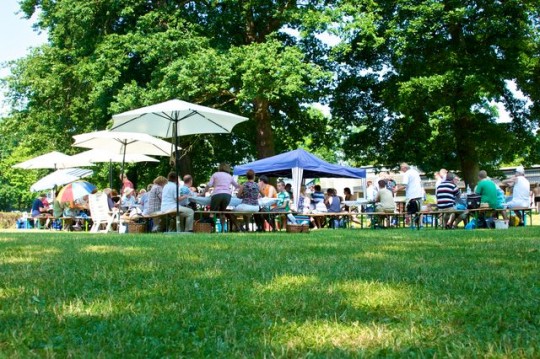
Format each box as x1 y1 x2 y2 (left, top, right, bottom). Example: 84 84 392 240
174 120 181 233
121 143 127 183
109 160 113 189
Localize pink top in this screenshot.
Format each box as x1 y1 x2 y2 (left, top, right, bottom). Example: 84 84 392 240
208 172 239 195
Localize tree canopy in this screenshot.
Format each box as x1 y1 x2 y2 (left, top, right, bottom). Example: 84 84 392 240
1 0 539 209
332 0 540 185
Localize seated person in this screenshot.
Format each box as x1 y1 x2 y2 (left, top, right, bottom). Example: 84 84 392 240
161 172 194 232
475 170 507 221
269 181 290 231
296 185 311 214
502 166 530 225
31 193 51 228
144 176 168 232
180 175 197 210
311 185 325 208
325 188 341 213
31 193 49 218
436 172 460 228
255 175 277 232
103 188 116 211
121 187 137 212
375 180 395 213
234 169 261 231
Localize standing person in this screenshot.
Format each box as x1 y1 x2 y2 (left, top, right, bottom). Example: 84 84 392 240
120 174 134 195
161 172 194 232
234 169 262 231
533 183 540 213
503 166 531 225
395 163 424 227
205 163 239 232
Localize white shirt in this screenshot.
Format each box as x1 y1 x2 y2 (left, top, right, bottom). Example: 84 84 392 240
366 184 377 201
161 182 179 212
402 168 423 200
510 176 530 207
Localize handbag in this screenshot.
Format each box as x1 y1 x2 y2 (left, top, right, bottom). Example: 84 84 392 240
466 194 481 209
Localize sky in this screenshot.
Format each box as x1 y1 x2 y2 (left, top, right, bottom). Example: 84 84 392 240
0 0 47 115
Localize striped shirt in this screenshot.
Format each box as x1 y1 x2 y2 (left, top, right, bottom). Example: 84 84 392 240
436 180 460 209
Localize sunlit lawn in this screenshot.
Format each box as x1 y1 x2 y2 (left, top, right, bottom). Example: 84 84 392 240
0 228 539 357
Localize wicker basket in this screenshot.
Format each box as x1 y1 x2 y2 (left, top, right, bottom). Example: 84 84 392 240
286 224 309 233
194 220 213 233
128 221 147 234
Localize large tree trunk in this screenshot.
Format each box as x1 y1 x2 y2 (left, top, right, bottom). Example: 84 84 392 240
254 98 275 159
455 116 479 188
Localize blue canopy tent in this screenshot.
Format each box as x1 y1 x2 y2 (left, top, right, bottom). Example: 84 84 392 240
233 149 366 206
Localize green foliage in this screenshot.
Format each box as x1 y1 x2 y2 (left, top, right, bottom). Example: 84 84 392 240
333 0 540 185
0 229 538 356
1 0 336 210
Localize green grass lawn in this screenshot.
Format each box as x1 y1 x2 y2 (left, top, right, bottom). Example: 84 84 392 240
0 229 539 358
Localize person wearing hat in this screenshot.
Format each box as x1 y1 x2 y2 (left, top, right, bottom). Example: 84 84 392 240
121 187 137 212
120 174 134 195
503 166 531 225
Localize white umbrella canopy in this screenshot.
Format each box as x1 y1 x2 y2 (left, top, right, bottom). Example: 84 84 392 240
13 151 93 170
72 131 176 157
72 130 177 178
30 168 93 192
110 99 248 233
110 99 248 137
70 149 159 164
70 149 160 189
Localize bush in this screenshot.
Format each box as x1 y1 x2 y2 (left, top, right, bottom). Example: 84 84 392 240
0 212 23 229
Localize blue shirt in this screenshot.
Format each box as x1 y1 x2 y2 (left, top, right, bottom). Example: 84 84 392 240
161 182 179 212
312 191 325 204
179 185 192 206
31 198 44 217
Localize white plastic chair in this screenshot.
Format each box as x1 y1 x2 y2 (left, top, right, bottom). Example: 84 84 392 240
88 193 119 233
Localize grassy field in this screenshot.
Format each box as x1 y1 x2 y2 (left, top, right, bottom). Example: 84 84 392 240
0 228 539 358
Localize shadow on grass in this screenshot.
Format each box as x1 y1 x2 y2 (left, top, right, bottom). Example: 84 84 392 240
0 229 538 357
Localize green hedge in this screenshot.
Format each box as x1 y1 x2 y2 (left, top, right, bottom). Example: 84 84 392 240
0 212 23 229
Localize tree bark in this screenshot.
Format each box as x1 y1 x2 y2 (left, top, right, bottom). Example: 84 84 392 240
253 98 275 159
455 116 479 188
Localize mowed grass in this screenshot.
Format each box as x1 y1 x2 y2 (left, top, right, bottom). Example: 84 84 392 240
0 229 539 358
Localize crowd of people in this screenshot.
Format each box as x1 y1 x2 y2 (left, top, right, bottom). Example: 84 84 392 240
28 161 534 231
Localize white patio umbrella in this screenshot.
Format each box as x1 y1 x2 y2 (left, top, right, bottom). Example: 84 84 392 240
109 99 248 232
13 151 93 170
70 149 159 188
30 168 94 192
72 131 176 179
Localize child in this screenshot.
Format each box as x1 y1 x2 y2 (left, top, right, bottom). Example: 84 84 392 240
273 181 291 212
